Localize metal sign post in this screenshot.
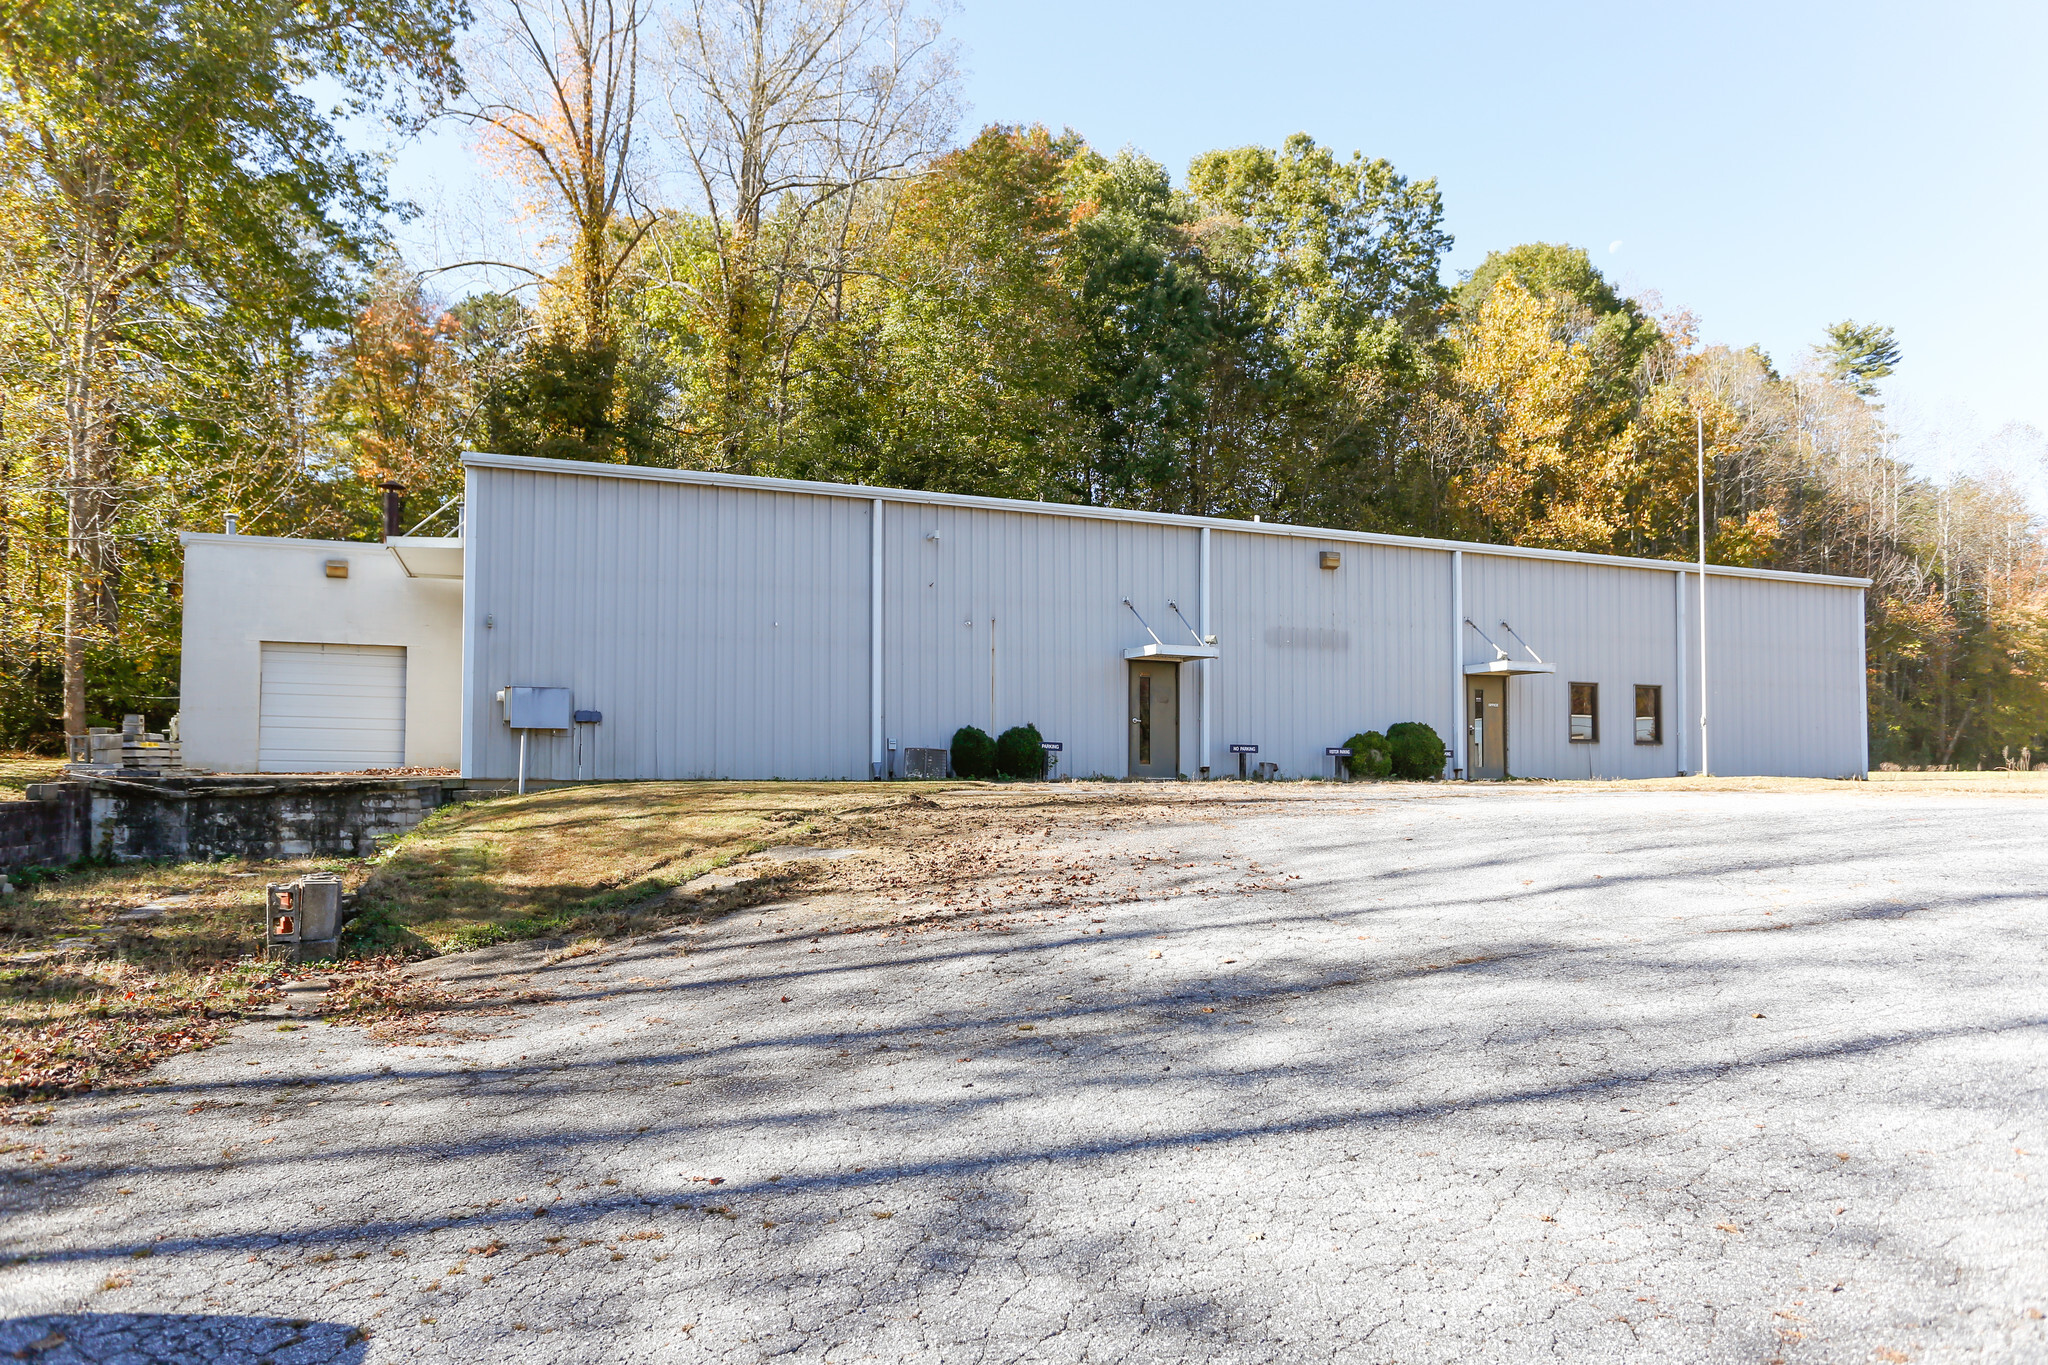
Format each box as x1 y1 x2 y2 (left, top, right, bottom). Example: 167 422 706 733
1230 743 1258 780
1041 740 1062 781
1326 746 1353 781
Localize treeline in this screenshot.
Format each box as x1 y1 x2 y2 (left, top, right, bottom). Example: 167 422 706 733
2 0 2043 767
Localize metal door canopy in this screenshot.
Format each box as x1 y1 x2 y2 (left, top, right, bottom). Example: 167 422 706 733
501 686 572 730
1122 642 1219 660
1462 659 1557 675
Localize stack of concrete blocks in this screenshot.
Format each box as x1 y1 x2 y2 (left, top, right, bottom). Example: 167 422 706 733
65 714 186 777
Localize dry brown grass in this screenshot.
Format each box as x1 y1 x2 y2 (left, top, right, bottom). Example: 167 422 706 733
0 752 63 799
1 857 367 962
353 781 974 951
0 858 363 1108
1 957 284 1105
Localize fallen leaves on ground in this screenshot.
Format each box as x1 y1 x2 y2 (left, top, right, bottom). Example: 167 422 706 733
322 959 552 1044
2 960 284 1107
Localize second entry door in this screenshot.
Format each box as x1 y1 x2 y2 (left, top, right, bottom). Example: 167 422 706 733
1127 661 1180 778
1469 675 1506 779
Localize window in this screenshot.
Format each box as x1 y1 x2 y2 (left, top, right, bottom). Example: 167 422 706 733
1569 682 1598 742
1634 684 1663 745
1137 674 1152 765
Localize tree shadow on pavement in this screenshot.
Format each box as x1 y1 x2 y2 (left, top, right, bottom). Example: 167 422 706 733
0 1313 367 1364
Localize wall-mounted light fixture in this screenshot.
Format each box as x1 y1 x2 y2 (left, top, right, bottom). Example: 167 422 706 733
324 559 349 579
1319 550 1341 570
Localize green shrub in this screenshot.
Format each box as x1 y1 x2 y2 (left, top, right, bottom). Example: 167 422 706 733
1386 721 1446 780
950 726 996 779
995 724 1047 779
1342 731 1393 779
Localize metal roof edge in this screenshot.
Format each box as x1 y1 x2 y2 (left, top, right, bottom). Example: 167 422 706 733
460 451 1875 589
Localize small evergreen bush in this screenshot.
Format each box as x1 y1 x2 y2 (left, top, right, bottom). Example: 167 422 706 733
995 724 1047 779
950 726 996 779
1342 731 1393 779
1386 721 1446 780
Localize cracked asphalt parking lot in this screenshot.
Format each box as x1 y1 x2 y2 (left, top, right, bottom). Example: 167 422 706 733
3 783 2044 1363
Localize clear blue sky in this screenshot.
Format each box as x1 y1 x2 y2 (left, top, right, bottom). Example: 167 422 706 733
389 0 2048 493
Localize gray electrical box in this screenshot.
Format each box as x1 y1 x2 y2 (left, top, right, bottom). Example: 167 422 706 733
500 686 572 730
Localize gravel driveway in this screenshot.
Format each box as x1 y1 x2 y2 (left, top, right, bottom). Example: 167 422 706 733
3 784 2044 1364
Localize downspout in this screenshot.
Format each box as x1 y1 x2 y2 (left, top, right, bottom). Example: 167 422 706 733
1673 567 1688 775
459 467 477 779
1858 587 1870 778
1199 526 1211 779
871 498 884 780
1450 550 1465 778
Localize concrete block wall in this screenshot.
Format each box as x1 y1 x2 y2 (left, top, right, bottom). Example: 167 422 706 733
84 777 502 863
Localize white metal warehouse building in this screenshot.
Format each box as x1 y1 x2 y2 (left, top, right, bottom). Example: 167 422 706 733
179 451 1871 782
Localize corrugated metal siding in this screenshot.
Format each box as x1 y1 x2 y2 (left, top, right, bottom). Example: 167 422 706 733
464 468 871 782
1209 534 1450 778
1461 558 1867 779
882 503 1200 779
1700 574 1866 778
461 461 1869 782
1465 556 1683 779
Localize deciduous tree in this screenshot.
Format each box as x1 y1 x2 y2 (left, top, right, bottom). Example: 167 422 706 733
0 0 465 736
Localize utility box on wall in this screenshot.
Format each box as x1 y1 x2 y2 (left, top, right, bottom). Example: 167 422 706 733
499 686 572 731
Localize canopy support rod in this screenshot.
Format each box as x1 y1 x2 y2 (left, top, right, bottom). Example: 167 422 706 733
1465 618 1509 660
1122 599 1164 648
1498 620 1546 664
1167 600 1206 646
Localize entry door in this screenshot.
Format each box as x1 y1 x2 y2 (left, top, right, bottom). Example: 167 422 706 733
1469 675 1507 779
1127 661 1180 778
258 642 406 772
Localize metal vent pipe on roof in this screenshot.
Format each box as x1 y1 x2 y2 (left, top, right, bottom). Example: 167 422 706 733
380 480 406 542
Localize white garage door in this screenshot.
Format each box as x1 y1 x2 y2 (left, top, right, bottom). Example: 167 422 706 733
258 643 407 772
